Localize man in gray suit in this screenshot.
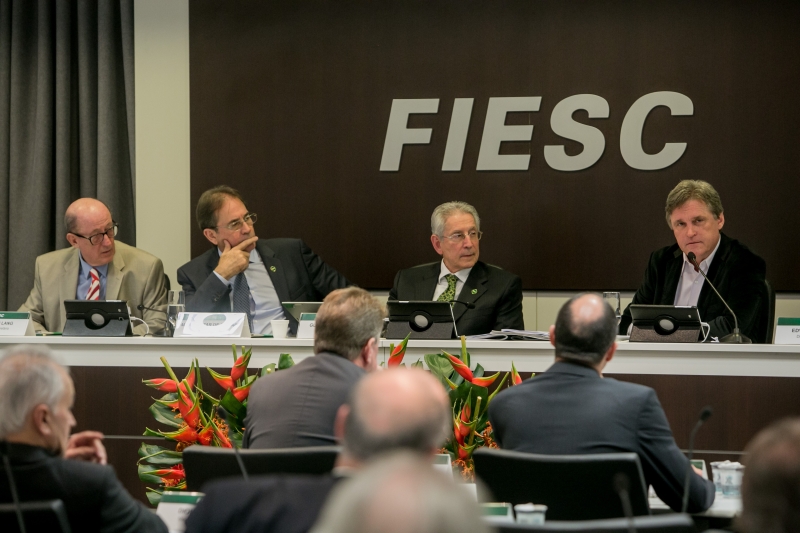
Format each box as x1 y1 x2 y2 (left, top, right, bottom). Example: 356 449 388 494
243 287 384 449
489 293 715 513
19 198 167 335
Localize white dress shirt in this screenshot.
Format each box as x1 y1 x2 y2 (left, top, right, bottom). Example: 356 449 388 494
673 237 721 307
431 261 472 301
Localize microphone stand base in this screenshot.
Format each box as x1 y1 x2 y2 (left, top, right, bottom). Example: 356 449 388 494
720 330 752 344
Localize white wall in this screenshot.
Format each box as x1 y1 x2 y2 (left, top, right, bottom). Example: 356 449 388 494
132 2 800 332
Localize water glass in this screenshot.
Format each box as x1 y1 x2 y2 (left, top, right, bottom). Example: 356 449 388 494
167 290 185 336
603 292 622 324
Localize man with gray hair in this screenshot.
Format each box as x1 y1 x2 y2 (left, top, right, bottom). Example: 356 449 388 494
243 287 385 448
185 367 451 533
619 180 767 342
489 293 715 514
389 200 524 336
0 345 167 532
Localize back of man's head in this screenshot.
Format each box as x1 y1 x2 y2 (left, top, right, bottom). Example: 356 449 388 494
311 452 490 533
341 368 450 462
554 293 617 367
314 287 386 361
739 417 800 533
0 345 67 440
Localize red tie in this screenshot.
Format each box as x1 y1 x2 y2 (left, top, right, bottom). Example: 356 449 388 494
86 268 100 300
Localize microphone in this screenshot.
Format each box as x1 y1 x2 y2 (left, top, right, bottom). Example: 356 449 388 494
137 304 172 337
681 405 713 513
686 252 751 344
613 473 636 533
137 303 167 315
450 299 476 310
1 442 27 533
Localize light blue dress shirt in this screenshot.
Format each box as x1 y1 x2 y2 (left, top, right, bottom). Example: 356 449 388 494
76 254 109 300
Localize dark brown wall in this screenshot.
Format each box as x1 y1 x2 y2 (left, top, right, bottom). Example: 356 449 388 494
189 1 800 290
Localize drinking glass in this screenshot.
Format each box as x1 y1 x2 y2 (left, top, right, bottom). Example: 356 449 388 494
603 292 622 325
167 290 185 337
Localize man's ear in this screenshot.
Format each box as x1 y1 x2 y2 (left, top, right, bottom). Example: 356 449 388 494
30 404 52 438
66 234 80 249
334 404 350 442
202 228 219 247
357 337 379 370
549 325 556 347
431 234 443 256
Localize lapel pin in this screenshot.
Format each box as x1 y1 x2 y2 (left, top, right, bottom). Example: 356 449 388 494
471 289 478 295
270 266 277 273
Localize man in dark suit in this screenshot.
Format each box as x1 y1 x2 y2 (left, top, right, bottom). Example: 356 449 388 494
185 367 450 533
0 345 167 533
619 180 767 342
389 201 524 336
177 186 351 335
243 287 383 448
489 293 715 514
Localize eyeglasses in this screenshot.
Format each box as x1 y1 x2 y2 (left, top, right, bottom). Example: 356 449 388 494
71 223 118 246
440 230 483 243
215 213 257 232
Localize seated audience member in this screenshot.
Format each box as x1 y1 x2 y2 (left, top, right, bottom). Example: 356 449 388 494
310 453 490 533
0 345 167 533
19 198 168 335
738 417 800 533
618 180 767 342
177 185 351 335
489 293 715 513
184 367 450 533
243 287 383 448
389 201 524 336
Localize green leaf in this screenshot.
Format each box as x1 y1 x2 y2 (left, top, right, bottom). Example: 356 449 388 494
146 488 163 507
278 353 295 370
149 402 182 429
137 443 183 466
219 390 247 431
473 363 485 379
144 427 165 438
138 464 168 484
261 363 276 376
411 359 424 368
424 353 454 386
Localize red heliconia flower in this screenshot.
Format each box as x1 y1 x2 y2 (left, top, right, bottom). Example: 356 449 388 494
454 418 466 445
197 425 214 446
177 382 193 419
443 352 474 382
142 378 178 392
232 382 253 402
387 335 410 367
471 372 501 388
182 398 200 429
149 465 185 481
230 351 252 381
161 425 199 444
207 367 235 391
511 362 522 386
185 364 197 390
460 402 472 424
211 420 233 448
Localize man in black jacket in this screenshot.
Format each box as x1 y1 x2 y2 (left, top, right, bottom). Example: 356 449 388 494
489 293 715 514
389 201 524 336
177 186 351 335
619 180 767 342
0 345 167 533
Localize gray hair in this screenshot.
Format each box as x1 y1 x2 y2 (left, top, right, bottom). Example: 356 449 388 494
664 180 724 228
0 345 68 439
430 201 481 237
314 287 386 361
311 452 492 533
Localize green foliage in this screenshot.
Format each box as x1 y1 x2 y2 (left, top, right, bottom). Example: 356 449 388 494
278 353 295 370
425 353 455 386
148 402 182 429
137 443 182 466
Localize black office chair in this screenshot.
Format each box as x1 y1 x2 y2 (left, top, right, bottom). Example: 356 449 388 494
183 445 341 491
497 514 695 532
764 279 775 343
0 499 72 533
473 449 650 521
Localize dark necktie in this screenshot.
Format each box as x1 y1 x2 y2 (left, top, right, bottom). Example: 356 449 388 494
233 272 254 331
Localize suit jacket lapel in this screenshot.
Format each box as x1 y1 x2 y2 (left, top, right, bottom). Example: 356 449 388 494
257 241 291 302
60 250 80 326
106 251 125 300
205 247 221 276
452 262 488 323
417 263 440 300
663 248 683 304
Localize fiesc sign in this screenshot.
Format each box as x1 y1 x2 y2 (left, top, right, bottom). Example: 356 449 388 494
379 92 693 172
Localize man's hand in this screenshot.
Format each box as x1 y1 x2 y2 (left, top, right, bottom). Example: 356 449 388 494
65 431 107 464
214 237 259 280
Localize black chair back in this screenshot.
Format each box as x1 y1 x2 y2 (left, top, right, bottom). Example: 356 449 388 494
183 445 340 491
473 449 650 521
498 514 695 532
764 279 775 343
0 500 72 533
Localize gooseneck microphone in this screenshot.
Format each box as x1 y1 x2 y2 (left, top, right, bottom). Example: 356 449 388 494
613 473 637 533
137 304 167 315
447 300 476 338
681 405 713 514
686 252 751 344
1 442 26 533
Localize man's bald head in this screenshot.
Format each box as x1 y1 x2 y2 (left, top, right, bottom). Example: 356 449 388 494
64 198 116 267
553 293 617 367
64 198 112 235
340 368 450 462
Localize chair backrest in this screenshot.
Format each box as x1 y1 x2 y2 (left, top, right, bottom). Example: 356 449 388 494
473 449 650 521
497 514 696 532
183 445 340 491
764 279 775 343
0 499 72 533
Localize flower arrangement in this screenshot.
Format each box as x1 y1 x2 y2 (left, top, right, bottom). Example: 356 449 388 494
137 346 295 505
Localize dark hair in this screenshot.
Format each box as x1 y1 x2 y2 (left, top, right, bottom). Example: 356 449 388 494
196 186 245 230
554 293 617 366
739 417 800 533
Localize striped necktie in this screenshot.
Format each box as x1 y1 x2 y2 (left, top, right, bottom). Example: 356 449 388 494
233 272 254 331
86 268 100 300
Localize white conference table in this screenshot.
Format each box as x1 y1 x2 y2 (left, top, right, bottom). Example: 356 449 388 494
0 336 799 377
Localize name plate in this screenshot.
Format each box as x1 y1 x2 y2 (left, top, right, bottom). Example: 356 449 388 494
0 312 34 336
296 312 316 339
156 491 204 533
174 313 251 338
774 317 800 344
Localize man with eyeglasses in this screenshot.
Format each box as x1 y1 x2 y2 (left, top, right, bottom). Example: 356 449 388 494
19 198 168 335
177 185 351 335
389 201 524 336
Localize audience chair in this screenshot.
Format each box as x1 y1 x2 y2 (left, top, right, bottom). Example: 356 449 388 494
764 279 775 343
497 514 695 532
0 499 72 533
183 445 340 491
473 448 650 521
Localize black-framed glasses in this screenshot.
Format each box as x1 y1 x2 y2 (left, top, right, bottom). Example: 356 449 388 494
71 223 118 246
215 213 257 232
441 230 483 243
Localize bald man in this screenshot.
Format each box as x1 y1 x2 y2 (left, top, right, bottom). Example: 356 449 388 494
185 368 450 533
19 198 167 335
489 293 715 514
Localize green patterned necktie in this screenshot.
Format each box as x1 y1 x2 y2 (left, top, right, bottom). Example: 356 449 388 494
437 274 459 302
